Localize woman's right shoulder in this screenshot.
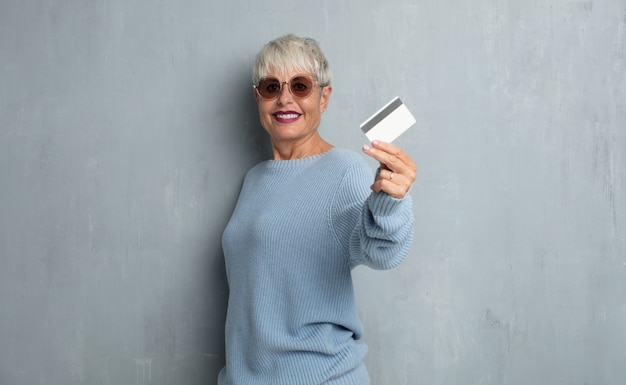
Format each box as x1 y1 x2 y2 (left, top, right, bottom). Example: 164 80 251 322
242 160 269 180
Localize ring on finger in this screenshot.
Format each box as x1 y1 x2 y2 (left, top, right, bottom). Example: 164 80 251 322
389 172 394 180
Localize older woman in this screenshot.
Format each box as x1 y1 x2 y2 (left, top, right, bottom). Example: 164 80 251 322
218 34 416 385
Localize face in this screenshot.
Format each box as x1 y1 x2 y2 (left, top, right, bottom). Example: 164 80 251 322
254 69 332 145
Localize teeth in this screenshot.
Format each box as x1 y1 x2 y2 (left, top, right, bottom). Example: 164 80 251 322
276 114 299 119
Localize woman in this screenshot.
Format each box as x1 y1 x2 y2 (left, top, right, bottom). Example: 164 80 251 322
218 34 416 385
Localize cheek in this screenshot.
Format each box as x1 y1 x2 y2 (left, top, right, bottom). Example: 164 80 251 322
257 104 272 120
259 113 271 129
258 107 277 131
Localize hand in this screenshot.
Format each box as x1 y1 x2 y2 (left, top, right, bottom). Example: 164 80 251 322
362 140 417 199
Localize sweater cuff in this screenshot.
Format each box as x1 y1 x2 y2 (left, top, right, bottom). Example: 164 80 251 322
367 190 409 216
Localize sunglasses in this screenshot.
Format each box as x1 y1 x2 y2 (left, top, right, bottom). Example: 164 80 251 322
254 75 321 100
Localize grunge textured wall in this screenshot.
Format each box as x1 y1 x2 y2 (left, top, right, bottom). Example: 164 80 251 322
1 1 624 384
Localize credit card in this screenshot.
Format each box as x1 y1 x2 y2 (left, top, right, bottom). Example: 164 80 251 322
360 97 416 143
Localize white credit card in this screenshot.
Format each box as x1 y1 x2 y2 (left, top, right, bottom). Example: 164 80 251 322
360 96 416 143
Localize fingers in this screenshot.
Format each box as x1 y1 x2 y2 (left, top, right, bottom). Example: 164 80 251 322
370 169 410 198
364 140 417 174
363 140 417 199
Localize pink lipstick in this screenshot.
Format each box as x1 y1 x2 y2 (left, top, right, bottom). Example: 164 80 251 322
273 111 301 123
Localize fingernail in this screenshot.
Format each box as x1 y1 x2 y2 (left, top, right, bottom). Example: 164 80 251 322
371 140 379 147
362 144 371 152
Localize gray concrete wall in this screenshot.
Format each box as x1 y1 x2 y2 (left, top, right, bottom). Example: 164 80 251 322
1 1 624 384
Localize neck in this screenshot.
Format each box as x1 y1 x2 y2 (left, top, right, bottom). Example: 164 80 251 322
271 134 333 160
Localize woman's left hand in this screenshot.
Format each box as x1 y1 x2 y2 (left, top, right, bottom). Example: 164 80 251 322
362 140 417 199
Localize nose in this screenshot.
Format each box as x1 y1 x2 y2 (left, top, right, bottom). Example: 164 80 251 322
276 82 294 104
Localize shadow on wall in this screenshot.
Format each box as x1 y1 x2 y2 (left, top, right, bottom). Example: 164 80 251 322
218 61 273 166
197 61 272 382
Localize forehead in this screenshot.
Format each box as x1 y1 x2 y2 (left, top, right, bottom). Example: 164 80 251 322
263 66 313 80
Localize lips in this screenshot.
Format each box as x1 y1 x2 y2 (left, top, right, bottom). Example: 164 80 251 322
273 111 301 123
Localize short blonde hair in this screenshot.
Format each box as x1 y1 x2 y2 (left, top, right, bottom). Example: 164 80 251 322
252 34 333 87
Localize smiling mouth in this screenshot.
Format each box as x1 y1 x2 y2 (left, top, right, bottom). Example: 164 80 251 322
274 113 301 119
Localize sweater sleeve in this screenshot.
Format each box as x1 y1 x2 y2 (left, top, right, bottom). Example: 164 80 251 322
331 162 414 270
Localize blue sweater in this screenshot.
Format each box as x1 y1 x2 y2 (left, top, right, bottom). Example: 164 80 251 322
218 147 414 385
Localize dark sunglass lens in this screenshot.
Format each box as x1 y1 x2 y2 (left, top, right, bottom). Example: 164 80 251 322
290 77 313 97
258 78 281 98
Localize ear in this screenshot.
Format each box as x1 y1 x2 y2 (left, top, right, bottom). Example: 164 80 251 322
253 87 260 102
320 85 332 112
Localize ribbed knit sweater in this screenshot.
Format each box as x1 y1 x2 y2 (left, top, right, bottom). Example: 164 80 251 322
218 147 414 385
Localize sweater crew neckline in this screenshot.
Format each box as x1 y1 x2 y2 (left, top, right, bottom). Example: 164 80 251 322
266 147 337 169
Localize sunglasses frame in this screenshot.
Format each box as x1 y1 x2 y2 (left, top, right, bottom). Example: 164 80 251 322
254 74 322 100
